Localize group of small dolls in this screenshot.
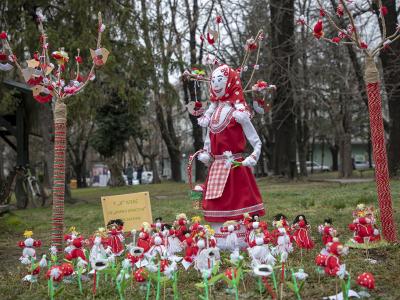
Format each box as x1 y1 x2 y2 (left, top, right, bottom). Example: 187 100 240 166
17 203 381 283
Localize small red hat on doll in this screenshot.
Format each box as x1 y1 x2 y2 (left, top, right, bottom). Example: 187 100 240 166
107 219 125 256
291 214 314 250
18 230 41 263
318 218 337 245
348 204 381 244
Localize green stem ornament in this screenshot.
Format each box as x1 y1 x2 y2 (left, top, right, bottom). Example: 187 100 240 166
145 277 152 300
156 263 161 300
290 270 301 300
77 266 83 294
173 271 179 300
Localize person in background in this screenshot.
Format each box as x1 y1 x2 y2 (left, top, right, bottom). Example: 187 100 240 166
126 163 134 185
137 164 143 184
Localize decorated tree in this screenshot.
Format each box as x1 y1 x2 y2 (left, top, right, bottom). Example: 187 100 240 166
0 11 109 250
298 0 398 241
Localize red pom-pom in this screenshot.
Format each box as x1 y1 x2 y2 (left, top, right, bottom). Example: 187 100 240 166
18 241 25 248
380 6 388 17
0 31 7 40
60 262 74 276
215 15 222 24
33 240 42 247
313 19 324 39
135 268 148 282
315 253 326 267
357 272 375 290
332 37 341 44
75 56 83 64
194 101 202 109
207 33 215 45
319 9 326 17
360 42 368 49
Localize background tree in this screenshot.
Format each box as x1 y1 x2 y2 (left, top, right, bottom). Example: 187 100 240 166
90 97 130 187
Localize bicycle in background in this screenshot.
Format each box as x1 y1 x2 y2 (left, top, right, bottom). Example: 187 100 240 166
0 165 44 208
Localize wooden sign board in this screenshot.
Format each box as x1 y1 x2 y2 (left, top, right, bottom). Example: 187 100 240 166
101 192 153 232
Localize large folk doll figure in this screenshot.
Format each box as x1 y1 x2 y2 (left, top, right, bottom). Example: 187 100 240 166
197 64 265 248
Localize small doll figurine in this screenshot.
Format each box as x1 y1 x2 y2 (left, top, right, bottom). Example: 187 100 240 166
151 217 165 233
271 218 293 262
247 233 275 267
18 230 41 262
181 235 199 270
137 222 152 253
65 236 87 262
271 213 291 245
107 220 125 256
323 240 348 277
190 216 204 236
220 221 241 254
163 224 182 255
348 204 381 244
147 235 167 258
291 215 314 250
245 214 268 245
174 213 189 242
89 228 113 271
318 218 337 245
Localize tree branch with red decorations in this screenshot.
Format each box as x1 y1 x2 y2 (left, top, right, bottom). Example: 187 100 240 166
0 11 109 251
297 0 398 242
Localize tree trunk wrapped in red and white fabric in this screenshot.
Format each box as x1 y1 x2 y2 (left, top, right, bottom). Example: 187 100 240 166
299 0 398 242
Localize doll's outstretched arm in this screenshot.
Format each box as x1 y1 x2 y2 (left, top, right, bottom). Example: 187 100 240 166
198 102 217 127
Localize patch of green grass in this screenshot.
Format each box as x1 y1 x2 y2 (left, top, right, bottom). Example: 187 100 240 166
0 178 399 299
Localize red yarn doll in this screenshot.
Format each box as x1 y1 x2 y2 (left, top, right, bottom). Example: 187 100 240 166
174 213 189 242
318 218 337 245
107 220 125 256
291 215 314 250
137 222 152 253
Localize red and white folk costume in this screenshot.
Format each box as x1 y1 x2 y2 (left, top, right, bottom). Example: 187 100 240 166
108 226 124 256
318 220 337 246
198 65 265 248
291 217 314 250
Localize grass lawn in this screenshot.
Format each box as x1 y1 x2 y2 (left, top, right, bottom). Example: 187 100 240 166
0 176 399 299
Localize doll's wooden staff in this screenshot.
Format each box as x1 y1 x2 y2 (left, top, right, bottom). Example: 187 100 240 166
301 0 398 242
1 12 109 251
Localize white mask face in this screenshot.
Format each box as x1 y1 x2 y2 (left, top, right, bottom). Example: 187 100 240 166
211 66 228 99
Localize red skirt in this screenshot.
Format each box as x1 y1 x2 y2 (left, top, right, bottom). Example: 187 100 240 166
202 164 265 222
